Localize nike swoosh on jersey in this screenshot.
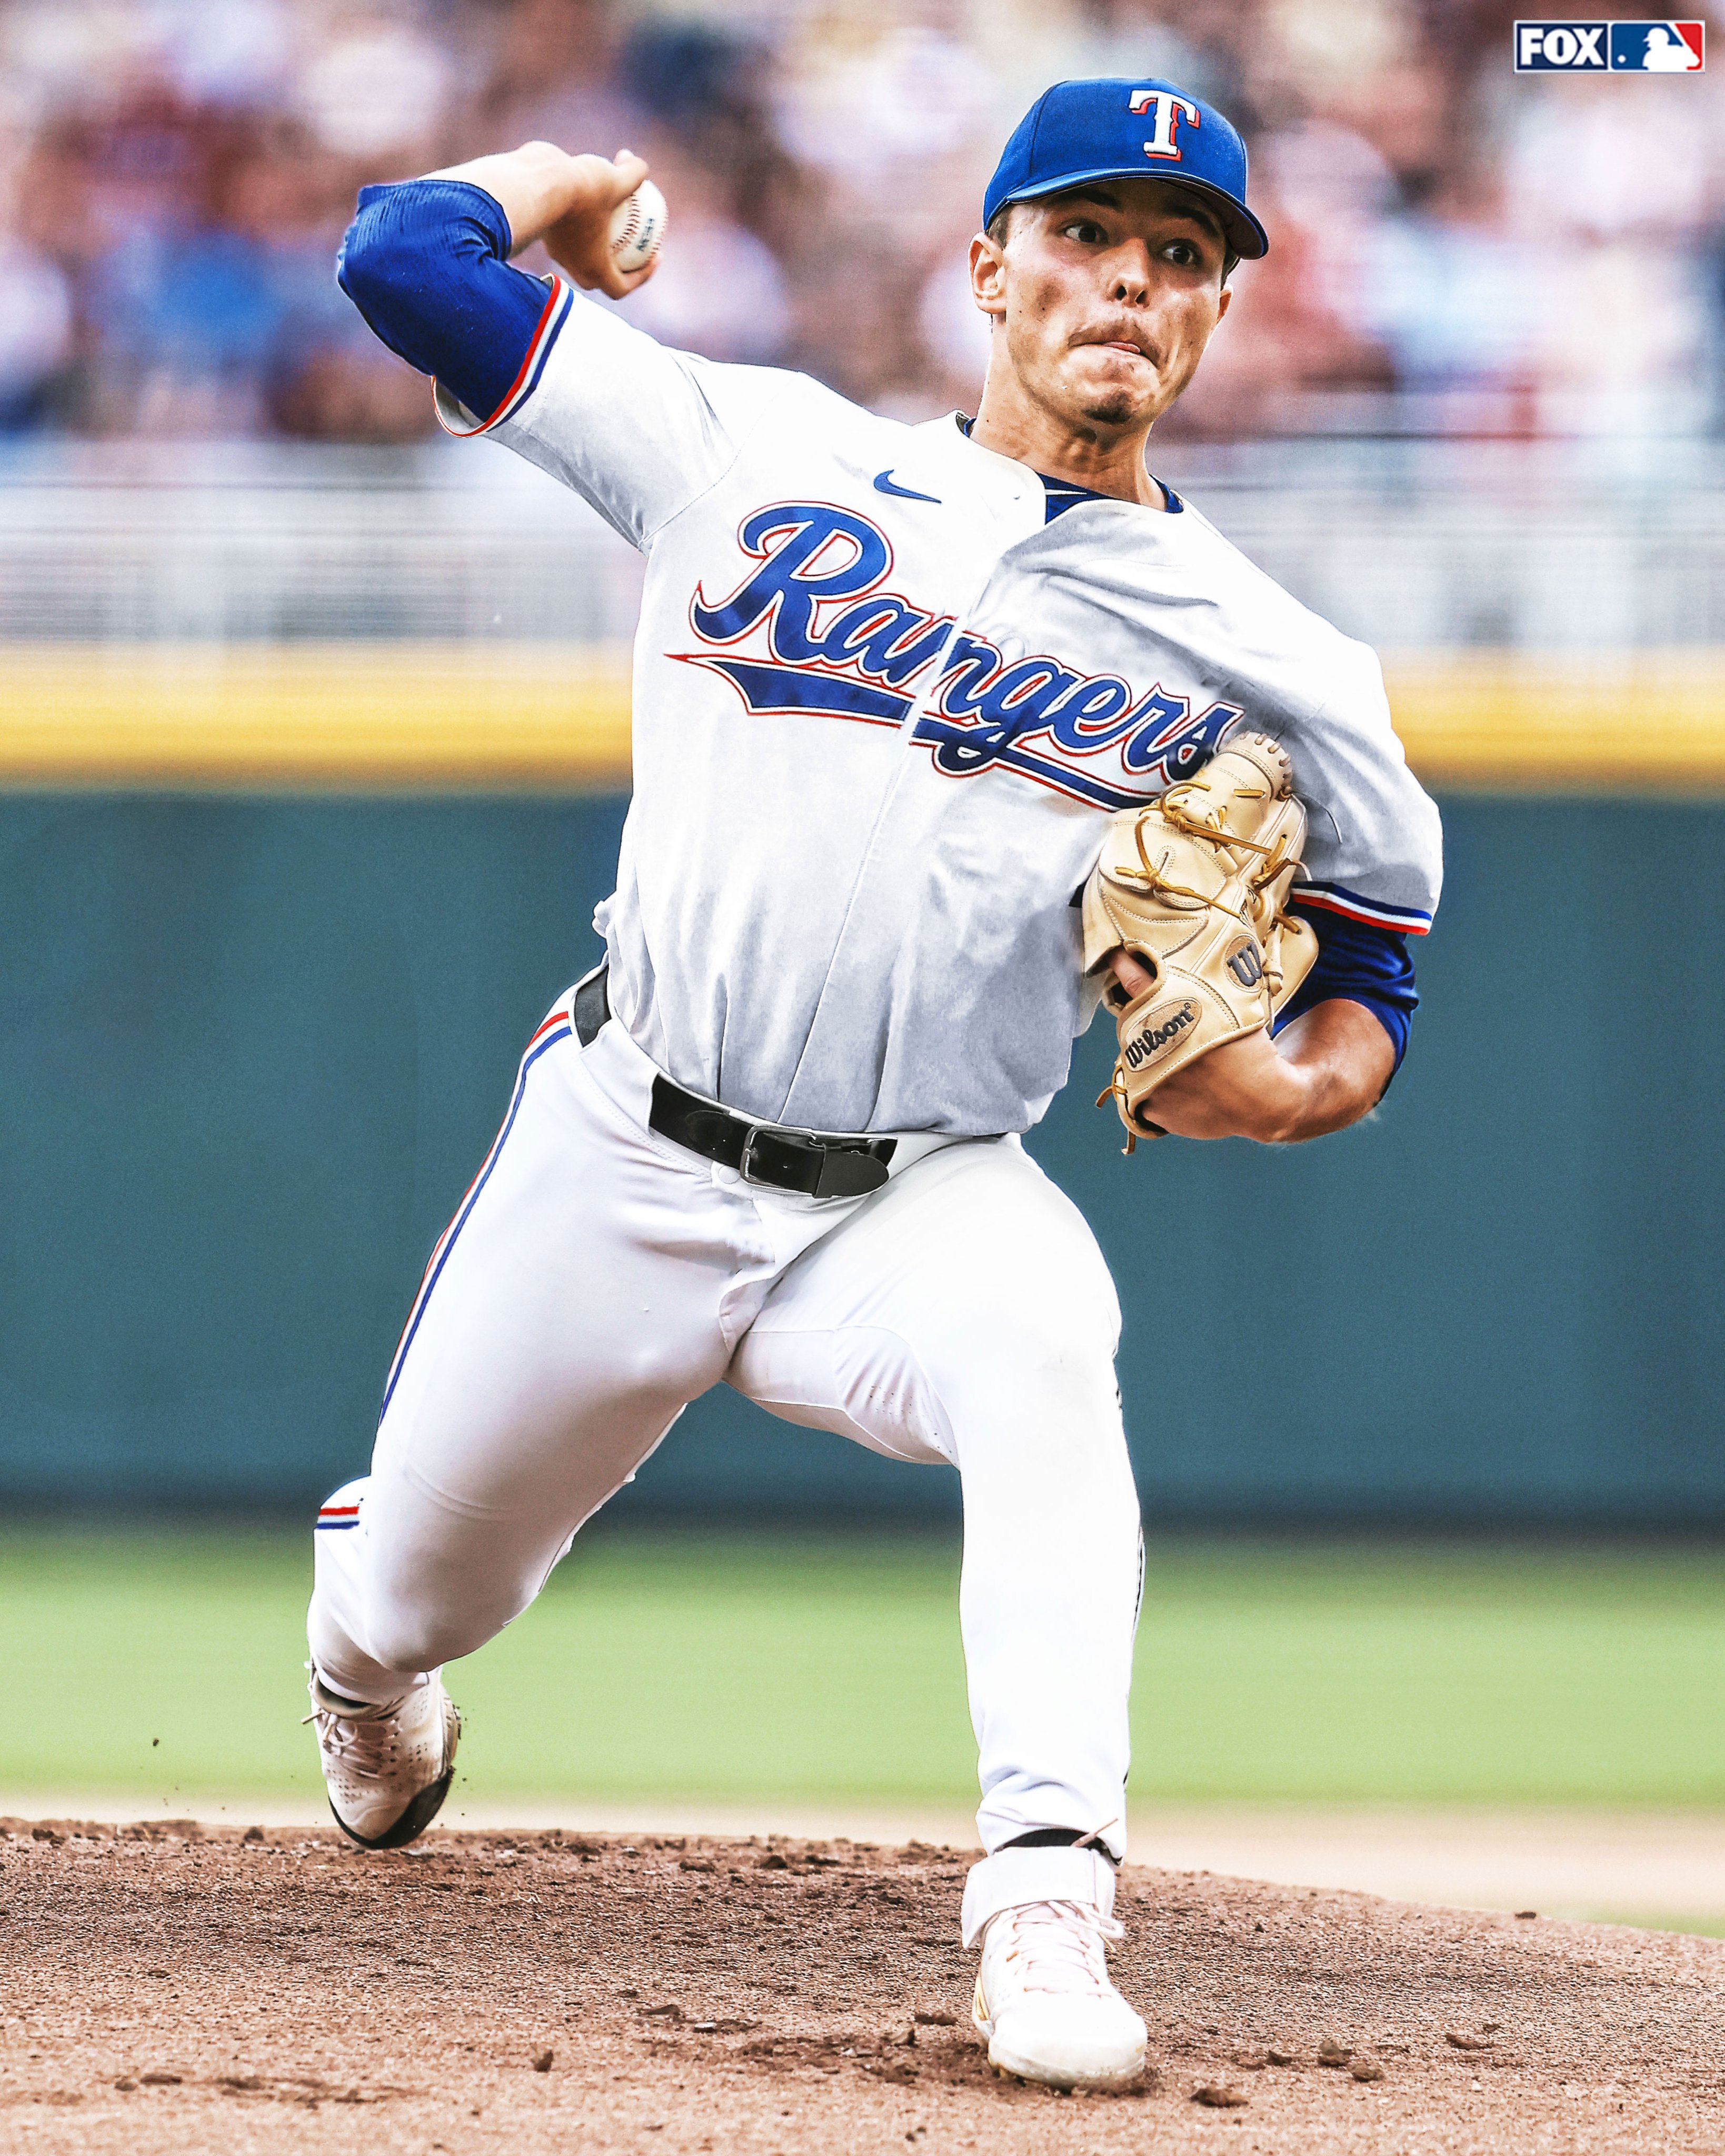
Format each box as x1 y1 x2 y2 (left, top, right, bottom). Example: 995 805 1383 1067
873 470 941 503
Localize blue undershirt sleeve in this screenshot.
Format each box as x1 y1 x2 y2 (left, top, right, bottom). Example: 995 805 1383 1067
336 179 555 426
1271 902 1419 1080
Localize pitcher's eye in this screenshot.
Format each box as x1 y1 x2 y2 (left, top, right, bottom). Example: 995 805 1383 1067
1060 218 1106 244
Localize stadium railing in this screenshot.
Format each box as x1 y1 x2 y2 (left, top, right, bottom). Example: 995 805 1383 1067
1 436 1720 793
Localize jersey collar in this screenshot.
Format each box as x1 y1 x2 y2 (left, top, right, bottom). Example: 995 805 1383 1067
954 414 1183 521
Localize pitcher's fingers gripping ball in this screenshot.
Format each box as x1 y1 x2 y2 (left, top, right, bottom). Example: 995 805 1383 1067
607 179 665 274
1083 733 1319 1149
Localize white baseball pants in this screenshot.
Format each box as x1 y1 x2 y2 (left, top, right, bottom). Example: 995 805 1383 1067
308 991 1142 1859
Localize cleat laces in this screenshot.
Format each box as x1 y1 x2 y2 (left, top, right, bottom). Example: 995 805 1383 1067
993 1899 1124 2000
307 1684 419 1805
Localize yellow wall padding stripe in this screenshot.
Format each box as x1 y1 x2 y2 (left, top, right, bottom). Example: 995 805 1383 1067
0 643 1721 794
0 643 634 790
1384 651 1725 793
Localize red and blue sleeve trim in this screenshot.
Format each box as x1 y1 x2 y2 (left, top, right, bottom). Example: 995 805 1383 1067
316 1503 361 1532
338 178 571 435
1293 879 1432 936
436 274 573 437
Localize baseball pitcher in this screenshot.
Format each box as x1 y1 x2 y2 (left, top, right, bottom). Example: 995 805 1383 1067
306 76 1441 2092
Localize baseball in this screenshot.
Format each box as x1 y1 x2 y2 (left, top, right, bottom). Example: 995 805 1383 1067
609 180 666 275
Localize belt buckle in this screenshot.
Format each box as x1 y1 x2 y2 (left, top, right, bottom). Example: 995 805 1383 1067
737 1120 819 1195
737 1120 888 1199
737 1123 774 1186
733 1121 763 1190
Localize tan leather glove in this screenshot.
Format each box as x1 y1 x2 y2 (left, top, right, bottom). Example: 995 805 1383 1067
1081 733 1319 1150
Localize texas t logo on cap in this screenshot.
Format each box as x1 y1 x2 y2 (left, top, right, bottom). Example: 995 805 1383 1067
1128 88 1201 161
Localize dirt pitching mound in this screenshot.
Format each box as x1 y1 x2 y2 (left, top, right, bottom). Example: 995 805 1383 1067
5 1819 1723 2152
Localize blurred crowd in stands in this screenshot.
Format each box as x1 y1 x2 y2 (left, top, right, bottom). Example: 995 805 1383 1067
0 0 1721 444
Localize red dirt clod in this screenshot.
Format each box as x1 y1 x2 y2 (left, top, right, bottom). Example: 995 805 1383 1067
1193 2083 1251 2107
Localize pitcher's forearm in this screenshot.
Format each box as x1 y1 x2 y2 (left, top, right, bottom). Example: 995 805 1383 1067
1271 1000 1397 1136
424 143 584 254
1147 1000 1395 1142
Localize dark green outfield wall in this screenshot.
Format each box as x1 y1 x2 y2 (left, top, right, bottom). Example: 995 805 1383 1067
2 793 1721 1525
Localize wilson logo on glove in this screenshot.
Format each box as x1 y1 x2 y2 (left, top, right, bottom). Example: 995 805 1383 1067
1225 939 1264 988
1121 1001 1199 1069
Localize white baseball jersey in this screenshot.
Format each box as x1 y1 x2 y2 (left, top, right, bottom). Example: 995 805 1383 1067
441 284 1442 1138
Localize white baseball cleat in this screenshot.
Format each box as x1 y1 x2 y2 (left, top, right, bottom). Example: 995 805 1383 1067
307 1672 461 1850
972 1898 1148 2091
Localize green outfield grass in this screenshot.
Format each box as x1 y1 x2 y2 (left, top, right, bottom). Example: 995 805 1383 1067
7 1526 1725 1809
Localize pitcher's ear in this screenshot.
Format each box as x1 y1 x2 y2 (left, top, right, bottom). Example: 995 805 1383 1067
969 232 1006 322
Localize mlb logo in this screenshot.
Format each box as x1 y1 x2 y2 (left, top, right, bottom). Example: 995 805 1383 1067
1514 19 1704 69
1608 19 1704 68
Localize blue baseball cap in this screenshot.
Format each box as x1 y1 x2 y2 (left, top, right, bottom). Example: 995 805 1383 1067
984 77 1268 262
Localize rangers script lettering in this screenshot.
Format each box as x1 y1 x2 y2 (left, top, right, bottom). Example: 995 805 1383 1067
680 502 1245 808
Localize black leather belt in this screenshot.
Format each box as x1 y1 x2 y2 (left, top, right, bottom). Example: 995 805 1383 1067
572 965 895 1201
